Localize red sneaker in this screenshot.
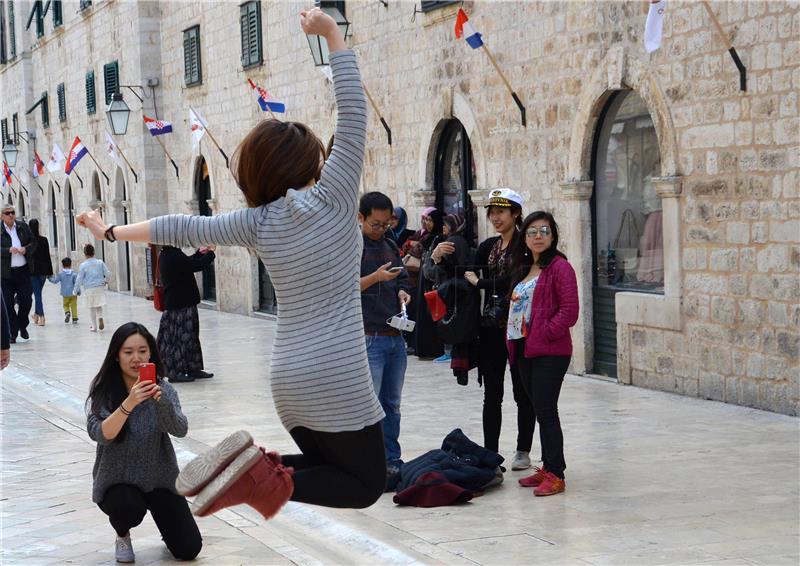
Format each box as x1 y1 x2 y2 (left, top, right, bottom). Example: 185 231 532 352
176 430 253 496
533 471 565 496
191 446 294 519
518 467 548 488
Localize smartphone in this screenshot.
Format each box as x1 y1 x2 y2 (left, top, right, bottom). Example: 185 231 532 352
138 363 157 385
388 267 404 273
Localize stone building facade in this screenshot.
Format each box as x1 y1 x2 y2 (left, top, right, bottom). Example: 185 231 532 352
2 0 798 415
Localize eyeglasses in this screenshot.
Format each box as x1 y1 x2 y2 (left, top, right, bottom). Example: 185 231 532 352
2 211 15 216
366 221 391 231
525 226 551 238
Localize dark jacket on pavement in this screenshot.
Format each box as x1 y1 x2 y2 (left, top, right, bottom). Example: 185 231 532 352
31 235 54 277
1 220 37 278
158 247 216 311
360 235 409 333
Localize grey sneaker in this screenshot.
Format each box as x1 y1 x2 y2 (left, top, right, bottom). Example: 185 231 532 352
511 450 531 471
115 533 135 563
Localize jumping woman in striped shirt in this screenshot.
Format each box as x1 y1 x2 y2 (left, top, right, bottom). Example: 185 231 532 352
78 8 386 519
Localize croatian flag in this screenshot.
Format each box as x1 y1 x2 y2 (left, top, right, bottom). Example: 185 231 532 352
65 137 88 175
143 115 173 136
454 8 484 49
2 162 12 187
247 79 286 113
644 0 665 53
33 151 45 178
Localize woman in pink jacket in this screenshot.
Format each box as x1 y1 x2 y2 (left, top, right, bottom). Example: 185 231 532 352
506 211 579 496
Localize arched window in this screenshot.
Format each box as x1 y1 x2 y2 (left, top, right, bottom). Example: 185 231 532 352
434 119 477 245
18 194 26 219
49 185 59 247
68 185 76 252
195 158 216 302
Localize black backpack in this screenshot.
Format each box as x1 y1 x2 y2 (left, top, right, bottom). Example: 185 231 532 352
435 277 480 345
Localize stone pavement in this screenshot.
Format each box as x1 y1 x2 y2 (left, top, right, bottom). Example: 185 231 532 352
1 283 798 565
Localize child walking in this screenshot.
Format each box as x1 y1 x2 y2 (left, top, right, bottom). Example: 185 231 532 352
49 257 79 324
75 244 111 332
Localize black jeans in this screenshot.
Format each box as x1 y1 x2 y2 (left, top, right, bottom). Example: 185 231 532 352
2 267 33 339
283 422 386 509
98 484 202 561
480 326 535 454
517 355 571 478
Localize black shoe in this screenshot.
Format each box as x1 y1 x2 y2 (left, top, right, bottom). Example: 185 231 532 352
9 338 16 344
189 370 214 379
65 312 71 323
19 328 29 340
169 373 196 383
456 373 468 386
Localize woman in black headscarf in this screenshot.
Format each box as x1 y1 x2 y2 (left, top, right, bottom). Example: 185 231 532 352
387 207 414 249
411 208 445 359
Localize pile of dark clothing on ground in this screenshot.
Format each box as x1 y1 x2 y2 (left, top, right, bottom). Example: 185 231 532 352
390 429 504 507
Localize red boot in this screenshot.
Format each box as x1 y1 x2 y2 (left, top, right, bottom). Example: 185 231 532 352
191 446 294 519
518 467 548 488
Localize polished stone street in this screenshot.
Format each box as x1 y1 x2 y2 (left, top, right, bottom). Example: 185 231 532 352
1 284 798 565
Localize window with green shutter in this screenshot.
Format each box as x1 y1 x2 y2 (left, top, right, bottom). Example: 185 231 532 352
1 2 7 64
103 60 119 105
420 1 458 13
41 91 49 128
52 0 62 28
12 113 17 142
240 1 262 69
24 1 44 39
8 1 16 59
57 82 66 122
1 119 7 144
79 0 92 12
183 25 202 86
86 71 96 114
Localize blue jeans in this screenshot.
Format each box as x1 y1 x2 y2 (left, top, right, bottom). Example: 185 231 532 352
31 275 46 317
365 334 407 462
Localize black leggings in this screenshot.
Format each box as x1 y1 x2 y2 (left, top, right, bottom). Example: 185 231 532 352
98 485 202 561
283 422 386 509
517 355 570 479
480 326 535 454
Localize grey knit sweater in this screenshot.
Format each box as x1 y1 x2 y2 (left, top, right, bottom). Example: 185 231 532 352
87 380 187 503
149 50 384 434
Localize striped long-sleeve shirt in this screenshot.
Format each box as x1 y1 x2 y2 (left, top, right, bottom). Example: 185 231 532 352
150 50 384 433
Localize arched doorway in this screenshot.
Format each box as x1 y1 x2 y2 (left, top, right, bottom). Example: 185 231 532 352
195 157 215 302
48 183 59 249
257 260 277 314
433 119 477 245
591 90 663 377
114 167 131 292
91 173 105 260
18 193 26 220
66 183 76 253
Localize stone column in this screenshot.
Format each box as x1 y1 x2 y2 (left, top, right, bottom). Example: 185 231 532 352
652 176 683 299
559 180 594 374
468 188 490 242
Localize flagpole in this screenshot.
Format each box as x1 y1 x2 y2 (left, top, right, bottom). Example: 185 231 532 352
10 171 27 194
71 170 84 188
86 150 110 185
47 171 61 192
701 1 746 91
154 136 180 179
362 82 392 146
189 106 230 168
115 145 138 184
480 44 526 126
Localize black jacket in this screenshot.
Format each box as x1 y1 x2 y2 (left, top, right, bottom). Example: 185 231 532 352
1 220 37 278
31 236 54 277
158 247 216 310
360 235 409 333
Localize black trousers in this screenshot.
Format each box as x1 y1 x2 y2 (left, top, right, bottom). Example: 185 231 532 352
517 355 571 479
1 267 32 339
283 422 386 509
98 485 202 561
480 326 535 454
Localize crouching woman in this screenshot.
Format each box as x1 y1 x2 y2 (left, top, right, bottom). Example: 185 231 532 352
86 322 202 562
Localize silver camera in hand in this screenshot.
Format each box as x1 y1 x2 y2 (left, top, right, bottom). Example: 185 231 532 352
386 304 415 333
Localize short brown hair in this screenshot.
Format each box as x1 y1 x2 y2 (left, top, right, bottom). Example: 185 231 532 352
232 119 325 207
84 243 95 257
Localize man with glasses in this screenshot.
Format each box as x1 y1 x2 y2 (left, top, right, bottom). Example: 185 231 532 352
358 191 411 487
1 203 37 343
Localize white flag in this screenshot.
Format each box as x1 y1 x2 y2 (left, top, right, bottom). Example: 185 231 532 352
105 131 121 164
46 143 66 173
189 108 207 152
644 0 665 53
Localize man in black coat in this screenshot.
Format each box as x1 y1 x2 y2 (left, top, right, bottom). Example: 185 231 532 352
1 203 36 342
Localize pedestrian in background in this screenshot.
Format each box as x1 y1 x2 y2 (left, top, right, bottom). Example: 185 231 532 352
75 244 110 332
86 322 201 562
157 245 216 382
387 206 414 249
409 207 445 359
507 211 579 496
49 257 79 324
1 203 36 343
28 219 54 327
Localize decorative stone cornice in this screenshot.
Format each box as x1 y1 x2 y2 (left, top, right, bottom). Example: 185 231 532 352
559 180 594 201
468 188 490 208
652 176 683 199
411 190 435 208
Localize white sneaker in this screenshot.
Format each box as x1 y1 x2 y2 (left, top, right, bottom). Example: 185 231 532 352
511 450 531 471
115 533 135 563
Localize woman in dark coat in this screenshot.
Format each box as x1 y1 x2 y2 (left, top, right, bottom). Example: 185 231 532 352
387 207 414 249
410 208 445 359
28 219 54 326
156 245 217 382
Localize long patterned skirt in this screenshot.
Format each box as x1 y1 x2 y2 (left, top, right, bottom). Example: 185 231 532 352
157 306 204 377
